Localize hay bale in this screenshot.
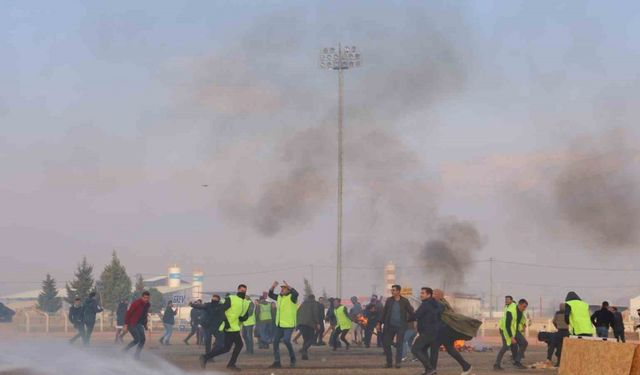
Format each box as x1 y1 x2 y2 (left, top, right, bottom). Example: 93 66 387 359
559 337 637 375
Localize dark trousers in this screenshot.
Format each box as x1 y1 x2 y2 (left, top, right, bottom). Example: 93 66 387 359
83 321 96 345
412 333 437 371
495 329 520 366
614 330 626 343
185 323 201 343
364 321 377 347
299 325 316 356
547 329 569 363
204 331 243 367
70 323 85 343
516 331 528 359
242 325 255 354
329 325 340 348
431 325 470 370
273 326 296 364
334 328 350 349
315 323 325 344
383 325 406 366
124 324 146 359
203 327 224 354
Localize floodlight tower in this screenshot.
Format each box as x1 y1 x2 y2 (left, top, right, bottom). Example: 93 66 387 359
319 44 362 298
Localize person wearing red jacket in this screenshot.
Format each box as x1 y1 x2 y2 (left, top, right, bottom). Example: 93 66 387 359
123 291 151 359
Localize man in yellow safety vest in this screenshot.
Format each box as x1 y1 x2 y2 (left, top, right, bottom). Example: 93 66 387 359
268 280 299 368
333 298 352 351
241 296 256 354
200 284 251 371
564 291 595 337
256 295 274 349
494 296 527 370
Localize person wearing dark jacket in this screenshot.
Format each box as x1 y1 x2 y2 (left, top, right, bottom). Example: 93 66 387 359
324 298 339 348
115 300 128 343
610 306 625 343
378 284 415 369
200 285 251 371
0 302 15 323
430 289 475 374
68 297 84 344
192 295 225 355
591 301 614 338
160 301 177 345
364 295 383 348
184 299 203 345
410 287 441 375
82 292 103 345
314 297 326 346
123 291 151 359
297 294 321 360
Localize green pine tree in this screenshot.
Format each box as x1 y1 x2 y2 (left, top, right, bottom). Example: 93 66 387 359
148 288 164 313
65 257 95 304
37 274 62 313
99 251 132 311
303 278 314 297
132 274 145 300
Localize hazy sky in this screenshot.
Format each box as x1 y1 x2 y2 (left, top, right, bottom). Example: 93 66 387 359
2 0 640 309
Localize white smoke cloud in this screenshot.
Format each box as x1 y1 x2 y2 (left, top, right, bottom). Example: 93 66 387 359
0 340 221 375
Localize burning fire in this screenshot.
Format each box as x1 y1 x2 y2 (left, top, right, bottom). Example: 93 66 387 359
441 340 469 352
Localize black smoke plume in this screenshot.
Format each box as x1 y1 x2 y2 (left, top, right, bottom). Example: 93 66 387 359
554 131 640 249
422 219 485 287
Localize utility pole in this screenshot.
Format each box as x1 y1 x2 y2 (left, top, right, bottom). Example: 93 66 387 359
319 44 362 298
489 257 494 319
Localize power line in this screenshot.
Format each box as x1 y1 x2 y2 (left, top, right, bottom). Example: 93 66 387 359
2 258 638 288
494 260 640 272
503 280 640 290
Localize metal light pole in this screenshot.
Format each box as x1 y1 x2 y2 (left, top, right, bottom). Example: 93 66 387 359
319 44 362 298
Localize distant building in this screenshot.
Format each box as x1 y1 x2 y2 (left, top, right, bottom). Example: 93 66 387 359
384 262 396 297
447 293 482 318
631 296 640 316
143 266 204 307
0 290 41 310
0 265 204 310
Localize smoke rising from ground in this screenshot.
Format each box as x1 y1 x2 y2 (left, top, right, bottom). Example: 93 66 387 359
214 7 471 225
554 131 640 249
0 340 218 375
422 219 485 287
204 5 486 282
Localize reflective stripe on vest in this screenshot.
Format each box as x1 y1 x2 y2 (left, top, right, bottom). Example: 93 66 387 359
259 303 272 321
220 295 250 332
244 301 256 326
498 303 518 341
276 294 297 328
566 300 594 336
335 305 352 331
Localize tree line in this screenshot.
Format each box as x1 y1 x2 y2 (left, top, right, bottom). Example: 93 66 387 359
37 251 163 314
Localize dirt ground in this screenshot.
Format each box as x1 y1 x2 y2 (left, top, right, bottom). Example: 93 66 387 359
1 331 561 375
